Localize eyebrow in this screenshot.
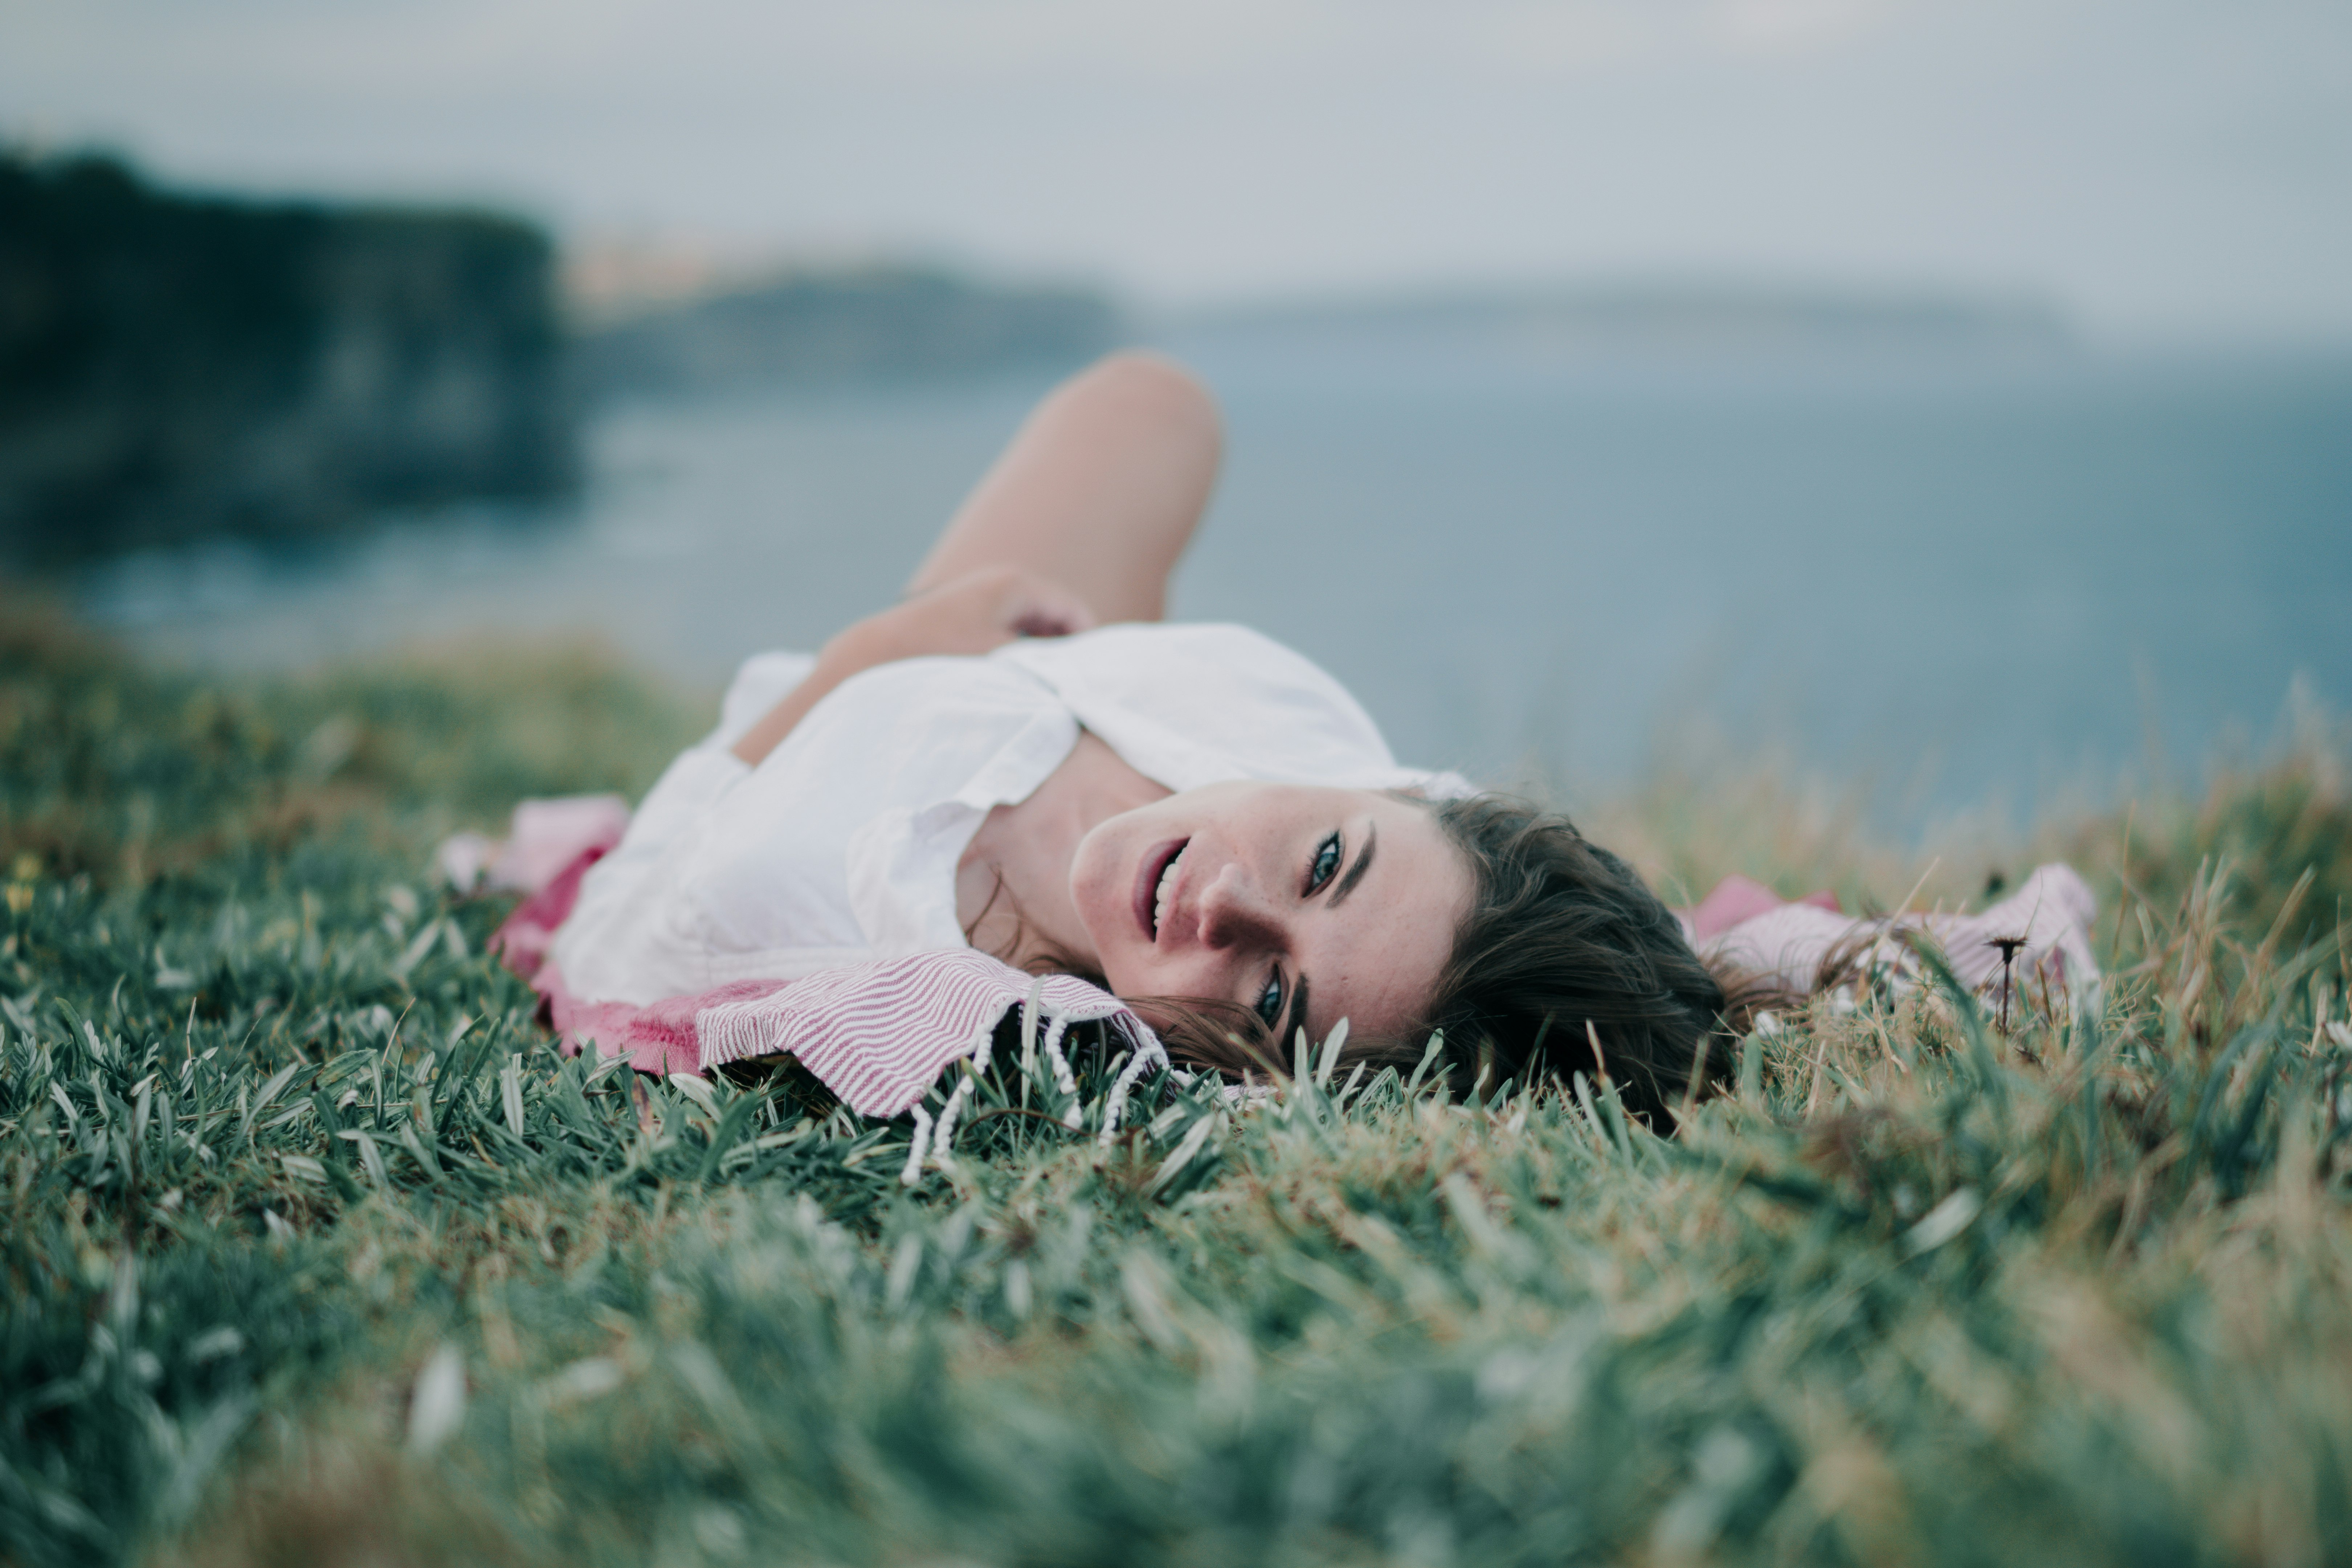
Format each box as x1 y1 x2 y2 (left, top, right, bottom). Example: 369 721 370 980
1290 822 1372 1046
1327 822 1378 908
1282 976 1312 1059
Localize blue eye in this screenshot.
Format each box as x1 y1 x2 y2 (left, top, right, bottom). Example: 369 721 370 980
1255 971 1284 1028
1308 832 1342 893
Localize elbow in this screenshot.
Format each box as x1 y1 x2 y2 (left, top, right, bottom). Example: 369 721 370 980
1074 349 1224 459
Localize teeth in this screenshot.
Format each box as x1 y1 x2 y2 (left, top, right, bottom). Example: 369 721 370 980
1152 845 1184 935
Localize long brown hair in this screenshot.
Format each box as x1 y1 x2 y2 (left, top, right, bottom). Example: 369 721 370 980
1410 795 1792 1119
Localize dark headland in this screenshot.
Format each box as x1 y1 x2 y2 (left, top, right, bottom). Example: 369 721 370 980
0 152 573 565
0 152 1124 567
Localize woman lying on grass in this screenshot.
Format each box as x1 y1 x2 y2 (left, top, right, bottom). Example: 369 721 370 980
524 351 2084 1124
526 351 1736 1120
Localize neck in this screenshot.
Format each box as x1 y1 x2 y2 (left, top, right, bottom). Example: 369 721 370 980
957 731 1168 972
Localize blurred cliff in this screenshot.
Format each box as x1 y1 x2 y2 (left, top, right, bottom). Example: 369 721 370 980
571 255 1122 400
0 153 1127 566
0 151 575 565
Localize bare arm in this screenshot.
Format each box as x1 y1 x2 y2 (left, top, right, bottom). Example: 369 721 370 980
907 351 1222 625
730 352 1220 767
729 567 1094 765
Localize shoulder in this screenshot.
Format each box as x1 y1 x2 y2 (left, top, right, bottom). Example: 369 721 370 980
996 620 1357 699
992 622 1406 789
995 622 1377 729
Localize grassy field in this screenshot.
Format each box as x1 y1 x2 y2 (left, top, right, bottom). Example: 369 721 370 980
4 597 2349 1568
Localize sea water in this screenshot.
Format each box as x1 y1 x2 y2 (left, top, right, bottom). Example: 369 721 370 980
79 330 2352 832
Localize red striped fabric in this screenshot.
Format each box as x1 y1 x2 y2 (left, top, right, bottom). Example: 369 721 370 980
495 848 1164 1123
697 950 1155 1118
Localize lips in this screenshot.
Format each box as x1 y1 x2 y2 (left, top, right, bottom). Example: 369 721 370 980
1133 837 1189 942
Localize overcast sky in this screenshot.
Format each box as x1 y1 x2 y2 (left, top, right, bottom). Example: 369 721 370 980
6 0 2348 336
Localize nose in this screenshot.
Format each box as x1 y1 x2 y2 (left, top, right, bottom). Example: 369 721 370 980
1196 864 1283 951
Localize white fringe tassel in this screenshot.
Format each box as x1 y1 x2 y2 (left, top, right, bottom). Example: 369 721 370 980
1099 1021 1173 1145
900 1104 934 1187
1038 1014 1085 1126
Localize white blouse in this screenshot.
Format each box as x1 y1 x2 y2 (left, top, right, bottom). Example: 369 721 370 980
550 622 1474 1006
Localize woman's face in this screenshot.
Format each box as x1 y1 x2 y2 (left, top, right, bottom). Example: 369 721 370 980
1068 781 1474 1046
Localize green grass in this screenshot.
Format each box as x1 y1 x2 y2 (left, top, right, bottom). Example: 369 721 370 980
4 597 2349 1568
